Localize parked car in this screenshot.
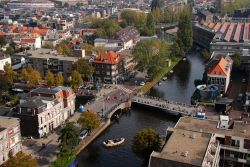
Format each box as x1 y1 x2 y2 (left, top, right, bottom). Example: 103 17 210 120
79 130 88 140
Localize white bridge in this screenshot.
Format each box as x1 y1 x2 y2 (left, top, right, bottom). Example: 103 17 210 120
132 96 199 116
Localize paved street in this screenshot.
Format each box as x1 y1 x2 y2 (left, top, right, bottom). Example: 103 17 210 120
22 112 81 167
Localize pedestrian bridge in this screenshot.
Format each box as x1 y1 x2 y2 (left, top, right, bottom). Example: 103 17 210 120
131 96 199 116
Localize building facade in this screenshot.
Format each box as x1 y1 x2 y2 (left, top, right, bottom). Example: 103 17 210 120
26 48 79 77
92 51 124 84
14 86 75 137
0 117 22 165
207 54 233 93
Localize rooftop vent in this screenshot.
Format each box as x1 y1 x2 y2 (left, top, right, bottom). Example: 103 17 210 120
190 133 196 139
181 151 188 157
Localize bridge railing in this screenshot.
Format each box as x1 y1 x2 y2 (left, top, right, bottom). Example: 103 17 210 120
133 95 197 108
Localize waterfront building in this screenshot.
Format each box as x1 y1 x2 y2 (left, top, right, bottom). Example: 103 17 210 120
206 53 233 93
92 51 124 84
149 116 250 167
14 86 75 137
0 117 22 165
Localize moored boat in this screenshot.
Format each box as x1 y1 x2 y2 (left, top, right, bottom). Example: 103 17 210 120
103 138 125 147
162 77 167 81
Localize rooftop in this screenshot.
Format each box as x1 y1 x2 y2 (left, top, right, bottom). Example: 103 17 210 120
175 117 250 139
31 87 60 95
151 128 211 166
27 48 79 62
93 51 123 65
0 116 20 129
19 96 58 109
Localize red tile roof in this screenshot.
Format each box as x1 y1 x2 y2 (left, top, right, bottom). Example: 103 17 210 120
32 27 49 36
20 39 35 44
93 51 123 65
208 57 229 77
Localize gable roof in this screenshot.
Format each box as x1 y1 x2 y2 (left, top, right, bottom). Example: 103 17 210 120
208 57 228 76
93 51 123 65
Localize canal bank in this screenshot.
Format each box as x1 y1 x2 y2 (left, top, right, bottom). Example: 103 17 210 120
77 52 205 167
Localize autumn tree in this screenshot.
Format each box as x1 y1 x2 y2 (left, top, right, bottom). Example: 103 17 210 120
151 0 161 11
5 152 38 167
4 63 17 85
132 128 160 158
93 46 106 55
77 111 100 132
20 69 29 81
70 70 83 89
202 49 211 61
72 59 94 81
55 73 64 86
29 69 41 85
45 70 55 86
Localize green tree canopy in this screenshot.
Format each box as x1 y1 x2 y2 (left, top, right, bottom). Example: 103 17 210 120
132 128 160 158
72 59 94 81
77 111 100 132
45 70 55 87
177 6 193 53
133 40 170 78
58 122 79 157
0 36 7 47
91 18 121 38
151 0 161 11
5 152 38 167
202 49 211 61
144 13 156 36
70 70 83 89
232 53 241 68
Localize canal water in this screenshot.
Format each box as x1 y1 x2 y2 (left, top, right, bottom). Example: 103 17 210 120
77 52 205 167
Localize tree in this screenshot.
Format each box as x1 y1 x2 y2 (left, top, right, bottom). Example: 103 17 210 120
20 69 29 81
232 53 241 68
72 59 94 81
5 152 38 167
0 74 9 102
58 122 79 157
45 70 55 86
132 128 160 158
4 63 17 85
55 73 64 86
151 0 161 11
170 42 184 57
77 111 100 132
93 46 106 55
133 40 170 78
70 70 83 89
202 49 211 61
144 13 156 36
177 6 193 53
29 69 41 85
5 47 15 55
152 8 164 24
0 36 6 47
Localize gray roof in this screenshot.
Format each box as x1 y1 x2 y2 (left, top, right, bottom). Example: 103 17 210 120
31 87 60 95
19 96 58 109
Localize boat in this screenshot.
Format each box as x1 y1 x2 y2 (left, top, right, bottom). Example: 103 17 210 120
162 77 167 81
158 81 162 85
170 70 174 73
103 138 125 147
183 58 186 61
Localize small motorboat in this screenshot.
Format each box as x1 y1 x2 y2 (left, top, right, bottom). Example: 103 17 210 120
158 81 162 85
162 77 167 81
183 58 186 61
170 70 174 73
103 138 125 147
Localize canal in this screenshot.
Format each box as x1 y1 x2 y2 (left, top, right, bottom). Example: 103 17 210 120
77 52 205 167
